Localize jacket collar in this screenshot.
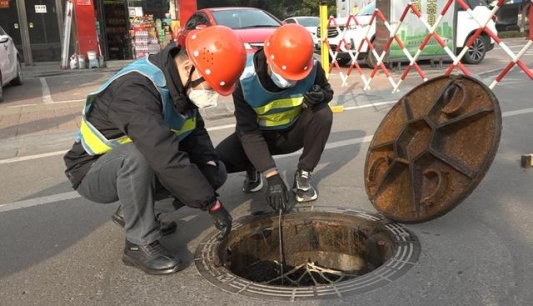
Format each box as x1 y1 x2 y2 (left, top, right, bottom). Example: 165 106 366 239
149 44 192 113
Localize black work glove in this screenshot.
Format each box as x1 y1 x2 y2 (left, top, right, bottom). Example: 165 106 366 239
303 85 325 109
265 174 289 213
209 200 232 241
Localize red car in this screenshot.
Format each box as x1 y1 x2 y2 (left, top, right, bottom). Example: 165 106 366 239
176 7 283 54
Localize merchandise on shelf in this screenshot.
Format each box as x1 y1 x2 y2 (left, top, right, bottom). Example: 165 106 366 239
131 15 162 59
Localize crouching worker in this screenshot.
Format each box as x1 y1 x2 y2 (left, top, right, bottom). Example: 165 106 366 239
63 26 247 275
216 24 334 213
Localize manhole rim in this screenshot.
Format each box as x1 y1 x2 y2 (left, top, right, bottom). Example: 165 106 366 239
195 206 420 301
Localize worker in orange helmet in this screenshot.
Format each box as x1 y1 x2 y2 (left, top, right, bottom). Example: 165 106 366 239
216 24 334 213
63 26 246 275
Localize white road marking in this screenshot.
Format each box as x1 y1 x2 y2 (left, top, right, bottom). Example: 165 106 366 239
40 78 53 104
0 191 80 213
1 106 533 212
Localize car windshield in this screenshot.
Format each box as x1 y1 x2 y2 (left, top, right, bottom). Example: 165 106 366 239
212 9 282 29
296 17 319 27
357 2 376 16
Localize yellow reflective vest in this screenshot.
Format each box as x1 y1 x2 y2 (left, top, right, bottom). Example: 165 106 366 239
240 55 318 130
78 57 197 156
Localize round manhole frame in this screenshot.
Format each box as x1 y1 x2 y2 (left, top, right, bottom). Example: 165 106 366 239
195 206 420 301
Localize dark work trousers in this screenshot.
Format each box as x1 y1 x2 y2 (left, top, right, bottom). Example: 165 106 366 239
216 104 333 174
76 143 226 245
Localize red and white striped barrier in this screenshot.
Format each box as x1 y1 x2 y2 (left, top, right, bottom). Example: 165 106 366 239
320 0 533 92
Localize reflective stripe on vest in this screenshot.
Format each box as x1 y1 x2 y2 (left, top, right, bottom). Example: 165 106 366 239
240 55 318 130
78 57 196 155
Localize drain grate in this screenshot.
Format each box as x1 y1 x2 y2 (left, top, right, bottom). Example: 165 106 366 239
195 206 420 301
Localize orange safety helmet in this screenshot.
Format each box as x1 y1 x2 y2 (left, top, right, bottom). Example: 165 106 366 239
263 24 314 81
185 25 247 96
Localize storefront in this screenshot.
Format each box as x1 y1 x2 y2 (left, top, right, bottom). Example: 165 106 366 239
0 0 63 64
0 0 197 65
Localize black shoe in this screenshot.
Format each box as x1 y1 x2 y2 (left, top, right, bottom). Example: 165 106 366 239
293 169 318 202
243 168 263 193
122 240 184 275
112 207 177 236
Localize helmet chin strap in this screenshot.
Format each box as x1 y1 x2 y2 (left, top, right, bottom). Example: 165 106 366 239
184 66 205 89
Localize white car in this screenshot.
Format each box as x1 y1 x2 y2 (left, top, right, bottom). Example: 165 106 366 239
318 0 497 67
283 16 320 46
0 25 23 102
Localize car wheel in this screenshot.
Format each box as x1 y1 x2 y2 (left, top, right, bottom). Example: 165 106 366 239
10 59 23 86
461 35 488 65
365 52 388 69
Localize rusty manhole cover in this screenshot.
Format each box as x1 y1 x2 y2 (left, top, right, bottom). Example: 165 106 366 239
195 206 419 301
365 74 501 223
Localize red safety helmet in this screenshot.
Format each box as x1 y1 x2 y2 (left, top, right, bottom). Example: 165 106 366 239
263 24 314 81
186 25 247 96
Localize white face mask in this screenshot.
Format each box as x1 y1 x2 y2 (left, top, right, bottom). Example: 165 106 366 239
188 83 219 109
270 69 297 88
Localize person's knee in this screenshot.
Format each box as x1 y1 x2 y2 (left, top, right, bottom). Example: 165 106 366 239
312 104 333 127
121 143 153 176
214 160 228 190
200 160 228 190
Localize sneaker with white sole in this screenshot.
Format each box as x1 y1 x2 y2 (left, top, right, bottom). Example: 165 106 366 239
293 169 318 202
243 168 263 193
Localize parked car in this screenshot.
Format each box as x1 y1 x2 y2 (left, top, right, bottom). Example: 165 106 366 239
0 25 22 102
318 0 497 67
176 7 282 54
283 16 320 46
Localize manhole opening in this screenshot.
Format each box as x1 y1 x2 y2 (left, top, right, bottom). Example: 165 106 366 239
196 208 419 300
220 212 396 287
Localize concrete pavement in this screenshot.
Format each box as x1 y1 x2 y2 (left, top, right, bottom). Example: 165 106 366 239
0 38 527 160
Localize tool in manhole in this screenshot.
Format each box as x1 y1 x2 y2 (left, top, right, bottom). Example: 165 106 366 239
195 75 501 301
196 207 420 301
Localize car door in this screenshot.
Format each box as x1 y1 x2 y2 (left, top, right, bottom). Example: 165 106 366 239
0 26 16 84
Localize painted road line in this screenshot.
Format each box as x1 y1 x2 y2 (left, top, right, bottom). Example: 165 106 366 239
2 106 533 212
1 106 533 166
40 78 53 104
0 191 80 213
0 135 375 211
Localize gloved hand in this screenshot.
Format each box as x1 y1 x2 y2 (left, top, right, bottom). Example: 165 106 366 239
303 85 325 109
209 200 232 241
265 174 289 213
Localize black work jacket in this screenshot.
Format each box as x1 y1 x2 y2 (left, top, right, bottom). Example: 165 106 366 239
63 45 219 210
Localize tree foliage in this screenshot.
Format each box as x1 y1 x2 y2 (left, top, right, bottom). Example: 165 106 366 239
196 0 337 20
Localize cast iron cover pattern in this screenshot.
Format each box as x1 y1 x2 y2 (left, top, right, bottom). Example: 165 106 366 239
364 74 501 223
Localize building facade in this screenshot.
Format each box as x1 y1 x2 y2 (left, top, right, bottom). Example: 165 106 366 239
0 0 197 65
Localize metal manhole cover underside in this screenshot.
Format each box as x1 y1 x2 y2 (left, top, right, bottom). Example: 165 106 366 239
365 74 501 223
195 206 420 301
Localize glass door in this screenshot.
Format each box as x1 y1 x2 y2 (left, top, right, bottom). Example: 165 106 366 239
25 0 61 61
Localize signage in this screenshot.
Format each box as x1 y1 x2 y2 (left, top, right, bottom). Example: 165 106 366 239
35 4 47 13
387 0 454 60
77 0 91 5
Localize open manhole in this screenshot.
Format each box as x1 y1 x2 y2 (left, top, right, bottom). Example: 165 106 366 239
196 74 501 301
195 207 420 301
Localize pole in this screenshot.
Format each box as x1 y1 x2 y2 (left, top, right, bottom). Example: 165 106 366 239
319 1 329 79
529 0 533 40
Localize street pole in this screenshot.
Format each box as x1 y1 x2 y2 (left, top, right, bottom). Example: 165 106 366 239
320 1 329 79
